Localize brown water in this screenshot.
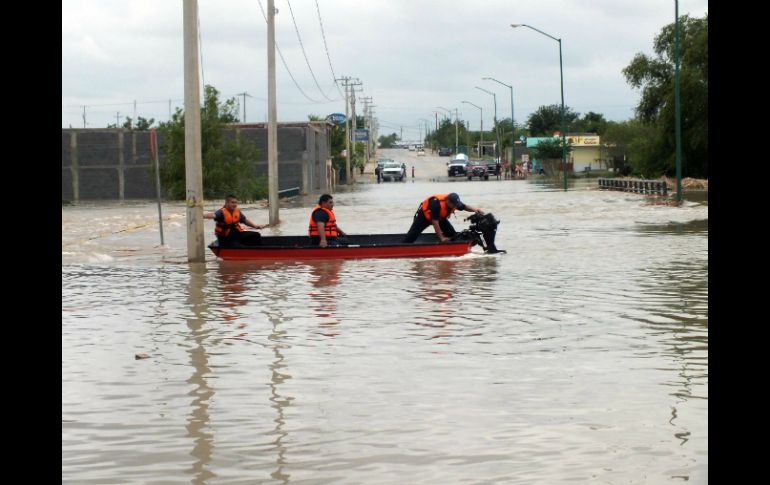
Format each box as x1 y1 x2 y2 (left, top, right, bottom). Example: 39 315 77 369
62 149 708 483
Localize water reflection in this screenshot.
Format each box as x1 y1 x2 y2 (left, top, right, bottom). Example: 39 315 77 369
184 263 215 484
633 261 708 451
409 256 499 341
307 260 344 337
261 274 293 483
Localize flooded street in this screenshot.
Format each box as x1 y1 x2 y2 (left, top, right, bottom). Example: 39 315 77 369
62 149 708 483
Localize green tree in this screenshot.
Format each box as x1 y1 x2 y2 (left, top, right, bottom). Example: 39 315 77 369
570 112 607 135
622 13 708 178
156 85 266 201
428 118 468 149
378 132 399 148
530 137 572 160
526 104 579 136
530 137 573 177
107 116 155 130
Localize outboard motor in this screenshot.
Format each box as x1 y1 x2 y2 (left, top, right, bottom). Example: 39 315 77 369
456 213 505 253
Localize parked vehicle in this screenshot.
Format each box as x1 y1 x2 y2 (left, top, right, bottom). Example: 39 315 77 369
382 162 405 181
438 147 452 156
467 162 489 180
417 149 425 156
447 153 469 177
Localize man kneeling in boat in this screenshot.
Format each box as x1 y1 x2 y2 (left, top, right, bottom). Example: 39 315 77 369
204 195 268 247
309 194 349 247
404 193 484 243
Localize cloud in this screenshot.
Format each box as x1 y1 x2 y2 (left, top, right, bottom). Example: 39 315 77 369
62 0 708 134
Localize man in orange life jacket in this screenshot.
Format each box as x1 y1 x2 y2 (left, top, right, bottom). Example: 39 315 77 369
403 192 484 243
309 194 349 247
203 195 268 247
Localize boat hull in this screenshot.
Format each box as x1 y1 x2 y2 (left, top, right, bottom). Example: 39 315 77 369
208 233 473 261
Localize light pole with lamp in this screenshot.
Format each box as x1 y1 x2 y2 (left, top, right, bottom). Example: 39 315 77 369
482 77 515 165
418 118 431 149
511 23 568 191
435 106 459 155
476 86 500 160
674 0 683 203
461 100 483 157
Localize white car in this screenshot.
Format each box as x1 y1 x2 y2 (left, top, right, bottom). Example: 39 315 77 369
417 149 425 156
382 162 405 181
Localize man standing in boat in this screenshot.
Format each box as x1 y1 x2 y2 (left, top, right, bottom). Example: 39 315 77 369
403 193 484 243
309 194 349 247
204 195 268 247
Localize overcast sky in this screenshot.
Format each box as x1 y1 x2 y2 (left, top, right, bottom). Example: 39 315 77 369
62 0 708 139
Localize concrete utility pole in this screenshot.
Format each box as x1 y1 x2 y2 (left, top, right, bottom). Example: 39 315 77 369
454 109 459 154
336 76 351 184
349 80 362 181
115 112 121 127
183 0 205 262
236 92 252 122
363 96 373 163
82 106 87 128
267 0 279 224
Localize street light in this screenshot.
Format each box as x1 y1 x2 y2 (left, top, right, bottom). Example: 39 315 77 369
435 106 459 154
476 86 500 160
674 1 683 203
483 77 515 164
511 23 568 191
418 118 431 148
461 100 483 156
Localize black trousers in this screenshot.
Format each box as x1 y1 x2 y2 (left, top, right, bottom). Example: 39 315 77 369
217 231 262 247
403 210 456 243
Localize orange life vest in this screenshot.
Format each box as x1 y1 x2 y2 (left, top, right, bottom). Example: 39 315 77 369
215 208 245 237
420 194 454 222
308 205 338 237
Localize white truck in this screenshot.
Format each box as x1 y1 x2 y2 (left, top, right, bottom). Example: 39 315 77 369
447 153 469 177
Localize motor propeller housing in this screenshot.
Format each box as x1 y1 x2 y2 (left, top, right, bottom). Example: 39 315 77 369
455 213 505 254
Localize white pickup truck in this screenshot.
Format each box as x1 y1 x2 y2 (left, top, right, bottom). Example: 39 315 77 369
447 153 469 177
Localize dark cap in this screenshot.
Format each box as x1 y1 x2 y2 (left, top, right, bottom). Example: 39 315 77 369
447 193 465 210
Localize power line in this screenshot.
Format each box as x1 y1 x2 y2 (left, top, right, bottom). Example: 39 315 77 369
257 0 323 104
314 0 344 98
285 0 339 102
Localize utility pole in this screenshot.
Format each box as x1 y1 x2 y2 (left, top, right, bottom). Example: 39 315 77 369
168 99 173 121
363 96 374 163
236 92 252 122
336 76 352 184
267 0 279 224
183 0 205 262
82 106 87 128
115 112 121 127
454 108 459 154
349 80 362 182
133 100 137 121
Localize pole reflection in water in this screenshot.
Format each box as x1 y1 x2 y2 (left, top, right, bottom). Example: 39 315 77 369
307 260 345 337
184 263 215 484
262 274 293 483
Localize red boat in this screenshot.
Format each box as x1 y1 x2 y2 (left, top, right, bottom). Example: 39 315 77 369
209 234 471 261
208 213 504 261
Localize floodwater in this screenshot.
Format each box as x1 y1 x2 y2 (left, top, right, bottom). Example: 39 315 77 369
62 149 708 484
